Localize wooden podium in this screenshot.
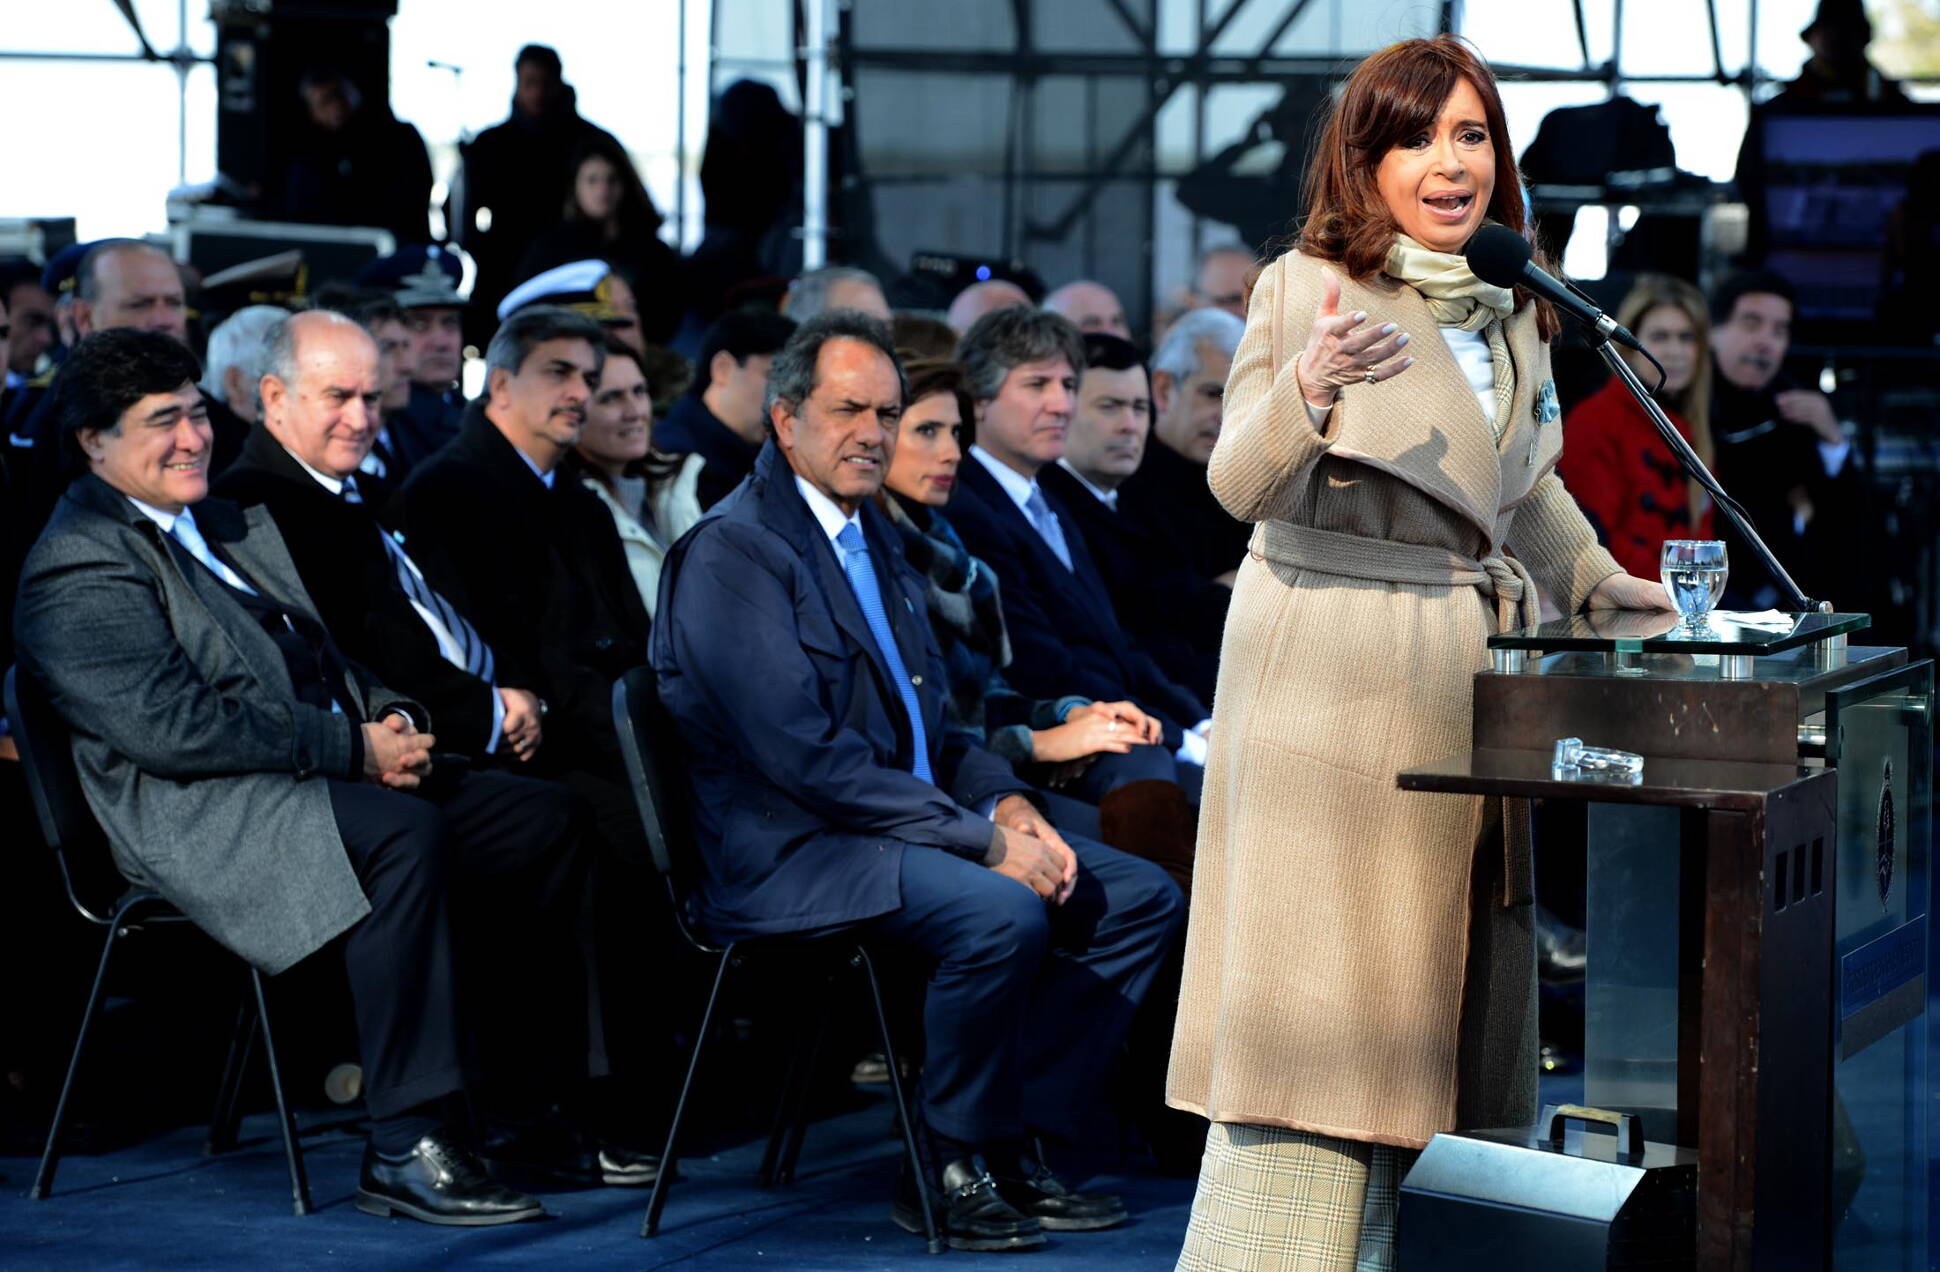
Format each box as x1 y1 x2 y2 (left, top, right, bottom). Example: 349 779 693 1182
1398 612 1930 1271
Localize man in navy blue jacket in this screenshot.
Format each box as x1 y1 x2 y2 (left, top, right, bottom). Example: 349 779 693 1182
946 307 1211 796
651 311 1182 1253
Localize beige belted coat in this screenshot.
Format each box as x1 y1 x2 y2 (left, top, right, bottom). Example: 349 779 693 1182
1165 249 1622 1149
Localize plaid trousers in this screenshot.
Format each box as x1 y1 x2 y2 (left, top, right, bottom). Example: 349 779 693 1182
1175 1122 1417 1272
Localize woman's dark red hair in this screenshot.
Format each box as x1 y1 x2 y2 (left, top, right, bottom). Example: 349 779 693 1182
1296 35 1556 338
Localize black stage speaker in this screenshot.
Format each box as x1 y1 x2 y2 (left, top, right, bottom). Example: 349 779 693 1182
1398 1105 1698 1270
212 0 398 217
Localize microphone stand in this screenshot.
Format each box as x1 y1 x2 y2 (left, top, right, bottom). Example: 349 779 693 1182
1583 327 1826 614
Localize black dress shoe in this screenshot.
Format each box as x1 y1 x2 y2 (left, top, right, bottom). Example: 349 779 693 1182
990 1157 1127 1231
892 1155 1047 1252
356 1134 548 1226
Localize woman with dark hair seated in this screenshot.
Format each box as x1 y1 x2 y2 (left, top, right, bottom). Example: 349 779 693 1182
518 137 684 344
874 356 1195 894
559 338 706 617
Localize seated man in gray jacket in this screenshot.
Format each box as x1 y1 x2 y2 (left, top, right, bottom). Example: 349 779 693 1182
13 329 590 1227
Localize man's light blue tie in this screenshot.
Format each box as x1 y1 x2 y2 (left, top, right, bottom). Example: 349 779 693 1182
1025 486 1074 571
835 522 933 783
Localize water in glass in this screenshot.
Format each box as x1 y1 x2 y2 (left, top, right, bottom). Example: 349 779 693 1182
1660 540 1728 627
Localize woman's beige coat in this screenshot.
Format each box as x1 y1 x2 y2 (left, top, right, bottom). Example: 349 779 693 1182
1166 249 1622 1149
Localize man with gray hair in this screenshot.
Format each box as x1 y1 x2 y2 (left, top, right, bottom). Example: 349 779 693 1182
782 265 891 322
393 306 651 855
1119 305 1249 584
652 308 1180 1251
202 304 288 426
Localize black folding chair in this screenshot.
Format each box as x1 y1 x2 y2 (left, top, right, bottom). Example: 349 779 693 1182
4 665 312 1216
611 667 940 1252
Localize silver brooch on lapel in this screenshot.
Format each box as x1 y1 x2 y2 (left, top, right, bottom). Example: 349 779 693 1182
1534 379 1561 425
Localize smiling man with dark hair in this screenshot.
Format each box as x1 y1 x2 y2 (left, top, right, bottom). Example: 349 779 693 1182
15 327 565 1226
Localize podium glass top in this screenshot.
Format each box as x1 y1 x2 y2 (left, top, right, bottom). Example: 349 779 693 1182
1486 610 1869 655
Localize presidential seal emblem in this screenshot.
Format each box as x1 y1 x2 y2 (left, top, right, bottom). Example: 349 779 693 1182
1877 756 1896 913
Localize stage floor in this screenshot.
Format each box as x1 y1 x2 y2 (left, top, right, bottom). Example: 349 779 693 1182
0 1088 1198 1270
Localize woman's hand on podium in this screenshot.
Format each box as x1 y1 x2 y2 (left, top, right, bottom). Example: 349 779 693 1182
1584 572 1677 612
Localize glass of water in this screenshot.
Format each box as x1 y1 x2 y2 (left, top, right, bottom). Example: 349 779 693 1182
1660 539 1728 630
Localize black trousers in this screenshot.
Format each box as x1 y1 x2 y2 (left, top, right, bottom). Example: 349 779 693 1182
325 767 595 1123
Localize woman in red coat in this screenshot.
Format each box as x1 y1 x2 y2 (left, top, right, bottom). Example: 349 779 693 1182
1559 274 1716 578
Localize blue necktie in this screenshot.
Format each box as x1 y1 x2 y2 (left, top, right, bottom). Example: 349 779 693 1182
835 522 933 783
1025 486 1074 571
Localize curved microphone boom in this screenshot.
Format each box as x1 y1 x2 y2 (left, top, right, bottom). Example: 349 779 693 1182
1464 226 1647 355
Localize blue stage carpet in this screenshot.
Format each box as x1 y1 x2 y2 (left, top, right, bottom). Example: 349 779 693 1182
0 1090 1198 1270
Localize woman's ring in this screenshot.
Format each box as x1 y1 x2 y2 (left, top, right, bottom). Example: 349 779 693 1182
1364 367 1378 385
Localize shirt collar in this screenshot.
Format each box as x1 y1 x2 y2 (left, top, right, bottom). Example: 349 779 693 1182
969 445 1038 516
1056 458 1118 510
793 474 862 545
280 444 351 497
514 446 557 489
126 495 188 535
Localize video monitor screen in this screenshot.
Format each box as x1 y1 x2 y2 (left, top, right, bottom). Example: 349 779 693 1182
1759 109 1940 322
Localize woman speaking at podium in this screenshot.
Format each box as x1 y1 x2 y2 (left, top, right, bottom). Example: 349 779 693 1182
1167 35 1672 1269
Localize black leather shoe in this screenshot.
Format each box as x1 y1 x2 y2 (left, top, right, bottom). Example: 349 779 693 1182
356 1134 547 1226
990 1157 1127 1231
893 1155 1047 1252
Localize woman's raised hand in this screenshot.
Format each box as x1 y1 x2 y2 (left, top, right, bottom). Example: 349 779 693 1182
1296 269 1415 409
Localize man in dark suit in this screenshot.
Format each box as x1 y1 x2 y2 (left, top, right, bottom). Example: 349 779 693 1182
1116 307 1250 588
391 306 650 854
213 309 655 1189
948 308 1211 793
13 329 583 1225
655 308 795 511
652 311 1182 1252
1040 333 1229 704
357 247 469 470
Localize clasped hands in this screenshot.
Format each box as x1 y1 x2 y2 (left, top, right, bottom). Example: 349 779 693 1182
986 793 1079 906
361 713 436 790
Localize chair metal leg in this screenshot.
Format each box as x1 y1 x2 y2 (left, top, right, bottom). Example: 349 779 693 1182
204 989 258 1156
773 998 832 1187
32 920 127 1200
859 947 942 1255
642 949 734 1239
758 1029 809 1188
251 970 312 1216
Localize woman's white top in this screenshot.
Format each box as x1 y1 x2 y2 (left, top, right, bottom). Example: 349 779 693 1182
1440 324 1497 426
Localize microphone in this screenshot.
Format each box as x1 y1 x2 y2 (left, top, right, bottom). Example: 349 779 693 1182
1464 225 1646 355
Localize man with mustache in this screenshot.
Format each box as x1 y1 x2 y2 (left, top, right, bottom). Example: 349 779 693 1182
1707 270 1859 608
651 309 1181 1252
391 307 651 858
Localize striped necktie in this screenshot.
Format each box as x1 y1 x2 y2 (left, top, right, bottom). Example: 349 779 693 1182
834 522 932 783
342 479 495 682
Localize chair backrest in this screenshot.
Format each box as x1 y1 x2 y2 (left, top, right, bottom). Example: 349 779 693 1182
5 664 133 925
612 666 714 947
